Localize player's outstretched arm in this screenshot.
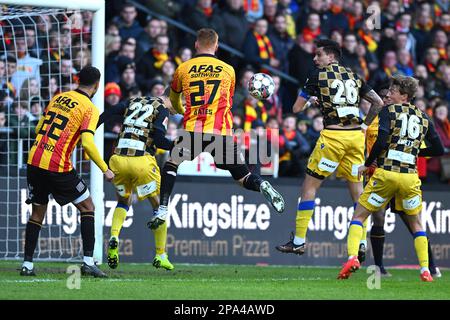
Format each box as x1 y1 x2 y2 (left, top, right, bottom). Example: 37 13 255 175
292 95 318 113
361 89 384 128
81 132 114 181
96 100 129 128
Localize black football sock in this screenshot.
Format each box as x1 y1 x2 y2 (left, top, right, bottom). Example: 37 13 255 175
243 174 263 192
370 226 385 267
160 162 179 207
80 211 95 257
24 219 42 262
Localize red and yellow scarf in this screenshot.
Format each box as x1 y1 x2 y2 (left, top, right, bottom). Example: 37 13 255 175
152 49 169 69
254 32 275 60
244 99 267 132
358 29 377 52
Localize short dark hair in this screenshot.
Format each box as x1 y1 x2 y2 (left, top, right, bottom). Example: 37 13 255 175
316 39 342 60
391 75 419 100
78 65 101 86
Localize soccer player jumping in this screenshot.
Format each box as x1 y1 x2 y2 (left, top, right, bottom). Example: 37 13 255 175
276 39 383 257
338 76 444 282
149 28 285 230
22 66 114 277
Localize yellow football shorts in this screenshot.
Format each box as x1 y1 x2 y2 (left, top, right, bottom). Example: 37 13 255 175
109 154 160 201
358 168 422 215
307 129 365 182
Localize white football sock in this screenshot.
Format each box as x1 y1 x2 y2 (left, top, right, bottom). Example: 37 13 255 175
293 237 305 246
360 240 367 247
83 256 94 266
420 267 430 274
23 261 33 270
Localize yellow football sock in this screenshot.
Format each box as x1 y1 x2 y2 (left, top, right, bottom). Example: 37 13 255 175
361 218 368 244
347 221 363 257
414 232 429 269
295 200 315 239
111 204 128 238
152 221 167 255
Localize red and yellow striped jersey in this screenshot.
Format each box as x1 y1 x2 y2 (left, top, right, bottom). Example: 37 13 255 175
28 89 99 172
171 53 235 135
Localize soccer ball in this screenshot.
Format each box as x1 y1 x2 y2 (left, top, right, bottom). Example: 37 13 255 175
248 73 275 100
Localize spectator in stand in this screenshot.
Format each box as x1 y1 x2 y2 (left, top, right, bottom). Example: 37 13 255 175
395 13 417 62
29 96 43 121
427 101 450 182
297 119 310 137
243 94 267 132
242 18 280 71
113 2 144 40
232 68 254 119
301 13 322 43
160 60 176 87
263 0 277 26
149 79 165 97
263 74 283 123
331 30 343 47
243 0 264 23
105 40 137 83
436 65 450 102
104 82 123 134
381 1 400 28
269 14 295 73
341 33 360 72
0 58 16 107
278 114 310 177
396 49 414 76
413 5 434 63
344 0 364 31
19 78 40 103
9 31 42 96
296 0 323 33
432 29 448 60
118 60 140 99
276 0 297 39
182 0 225 48
137 18 161 55
174 47 192 67
369 50 401 92
323 0 349 35
436 13 450 33
138 34 171 83
287 34 315 109
41 76 59 102
8 101 37 167
220 0 250 53
24 27 40 59
305 114 323 147
424 47 442 78
414 64 439 99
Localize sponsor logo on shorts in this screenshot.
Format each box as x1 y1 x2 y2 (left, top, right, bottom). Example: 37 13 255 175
318 157 338 173
115 184 126 197
403 195 421 210
368 193 386 207
76 181 85 193
352 164 364 176
137 181 157 198
320 143 325 149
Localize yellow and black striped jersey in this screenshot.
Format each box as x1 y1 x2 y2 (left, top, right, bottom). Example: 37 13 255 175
299 62 372 127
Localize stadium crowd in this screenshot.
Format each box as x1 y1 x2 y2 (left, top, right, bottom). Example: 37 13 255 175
0 0 449 183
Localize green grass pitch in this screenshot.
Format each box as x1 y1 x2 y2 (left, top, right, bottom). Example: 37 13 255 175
0 261 448 300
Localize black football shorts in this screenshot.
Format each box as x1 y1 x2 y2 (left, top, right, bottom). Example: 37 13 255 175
26 165 89 206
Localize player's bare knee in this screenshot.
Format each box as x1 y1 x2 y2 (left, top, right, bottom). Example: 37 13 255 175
372 210 385 227
31 204 47 223
74 196 95 212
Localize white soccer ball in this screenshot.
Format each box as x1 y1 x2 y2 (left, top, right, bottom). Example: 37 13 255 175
248 73 275 100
